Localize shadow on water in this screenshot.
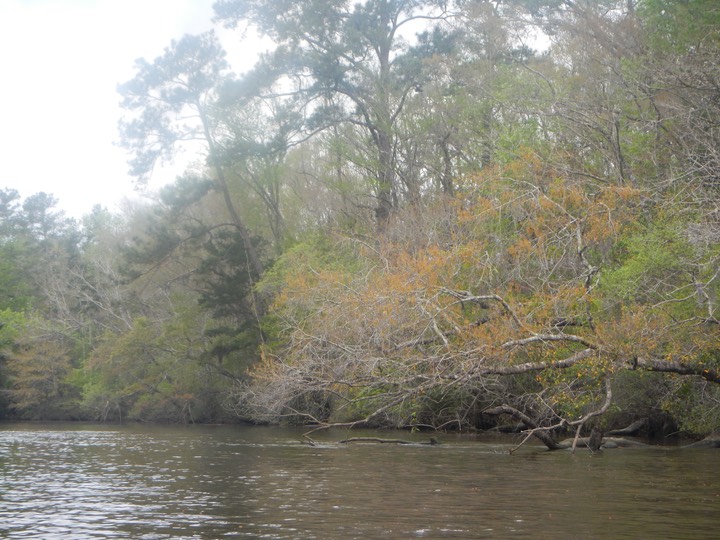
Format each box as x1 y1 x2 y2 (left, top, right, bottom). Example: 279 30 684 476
1 423 718 538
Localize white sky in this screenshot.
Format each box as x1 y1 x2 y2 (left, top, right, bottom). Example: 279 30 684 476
0 0 255 219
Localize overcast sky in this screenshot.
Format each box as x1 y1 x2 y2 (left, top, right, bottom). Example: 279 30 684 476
0 0 251 219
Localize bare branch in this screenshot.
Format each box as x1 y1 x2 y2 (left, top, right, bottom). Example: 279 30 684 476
502 333 598 350
635 356 720 384
474 348 596 377
483 404 565 451
440 288 526 329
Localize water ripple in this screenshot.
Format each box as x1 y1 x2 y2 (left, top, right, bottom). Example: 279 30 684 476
1 425 719 538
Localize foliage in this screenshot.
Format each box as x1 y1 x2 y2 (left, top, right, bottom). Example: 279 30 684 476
0 309 25 416
2 0 720 439
84 296 239 423
237 151 719 435
215 0 459 225
1 317 81 420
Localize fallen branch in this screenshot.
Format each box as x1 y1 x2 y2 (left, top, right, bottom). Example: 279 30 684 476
557 436 651 449
569 378 613 453
485 378 613 453
683 433 720 449
483 405 565 451
502 333 597 350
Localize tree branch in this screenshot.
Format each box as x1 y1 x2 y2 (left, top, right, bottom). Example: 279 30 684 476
483 404 565 451
474 348 596 377
502 333 598 350
635 356 720 384
440 288 526 329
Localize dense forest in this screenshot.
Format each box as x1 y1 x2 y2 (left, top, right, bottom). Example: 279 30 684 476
1 0 718 444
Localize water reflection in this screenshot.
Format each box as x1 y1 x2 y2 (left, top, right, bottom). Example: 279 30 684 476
0 424 718 538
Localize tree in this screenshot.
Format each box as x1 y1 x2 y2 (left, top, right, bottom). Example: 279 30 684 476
84 294 244 423
216 86 303 249
0 189 79 313
2 318 81 420
0 309 25 417
214 0 456 227
0 190 33 311
118 31 264 277
237 152 720 444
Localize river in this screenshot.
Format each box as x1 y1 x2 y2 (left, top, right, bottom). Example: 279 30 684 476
0 423 718 538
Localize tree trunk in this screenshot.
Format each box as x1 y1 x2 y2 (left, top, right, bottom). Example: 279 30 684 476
588 428 603 451
200 108 264 278
683 433 720 449
374 128 395 230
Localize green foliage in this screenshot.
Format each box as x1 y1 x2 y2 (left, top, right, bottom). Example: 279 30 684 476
215 0 458 222
118 31 229 182
0 309 24 353
84 299 238 423
663 376 720 435
257 233 363 298
195 228 266 318
3 0 720 434
601 223 695 305
0 243 33 311
0 309 25 416
639 0 720 51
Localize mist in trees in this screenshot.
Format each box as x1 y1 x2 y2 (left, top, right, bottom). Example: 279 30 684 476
1 1 718 444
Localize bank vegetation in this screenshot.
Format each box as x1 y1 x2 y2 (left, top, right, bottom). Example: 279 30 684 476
1 1 719 448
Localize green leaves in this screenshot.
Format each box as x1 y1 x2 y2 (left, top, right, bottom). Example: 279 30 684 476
0 309 24 356
639 0 720 52
601 224 694 304
214 0 459 225
85 298 240 423
4 0 720 435
118 31 229 183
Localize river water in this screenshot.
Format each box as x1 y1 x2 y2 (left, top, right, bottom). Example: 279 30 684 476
0 423 718 539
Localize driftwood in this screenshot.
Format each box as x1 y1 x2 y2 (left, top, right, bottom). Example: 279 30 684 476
566 432 720 450
305 432 719 451
338 437 440 445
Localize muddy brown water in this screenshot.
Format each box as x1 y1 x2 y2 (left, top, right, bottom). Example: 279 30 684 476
1 423 718 538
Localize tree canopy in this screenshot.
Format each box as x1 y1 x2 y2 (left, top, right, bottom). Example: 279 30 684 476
1 0 718 445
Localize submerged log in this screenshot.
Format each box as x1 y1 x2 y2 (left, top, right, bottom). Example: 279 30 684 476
338 437 440 445
557 436 650 449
